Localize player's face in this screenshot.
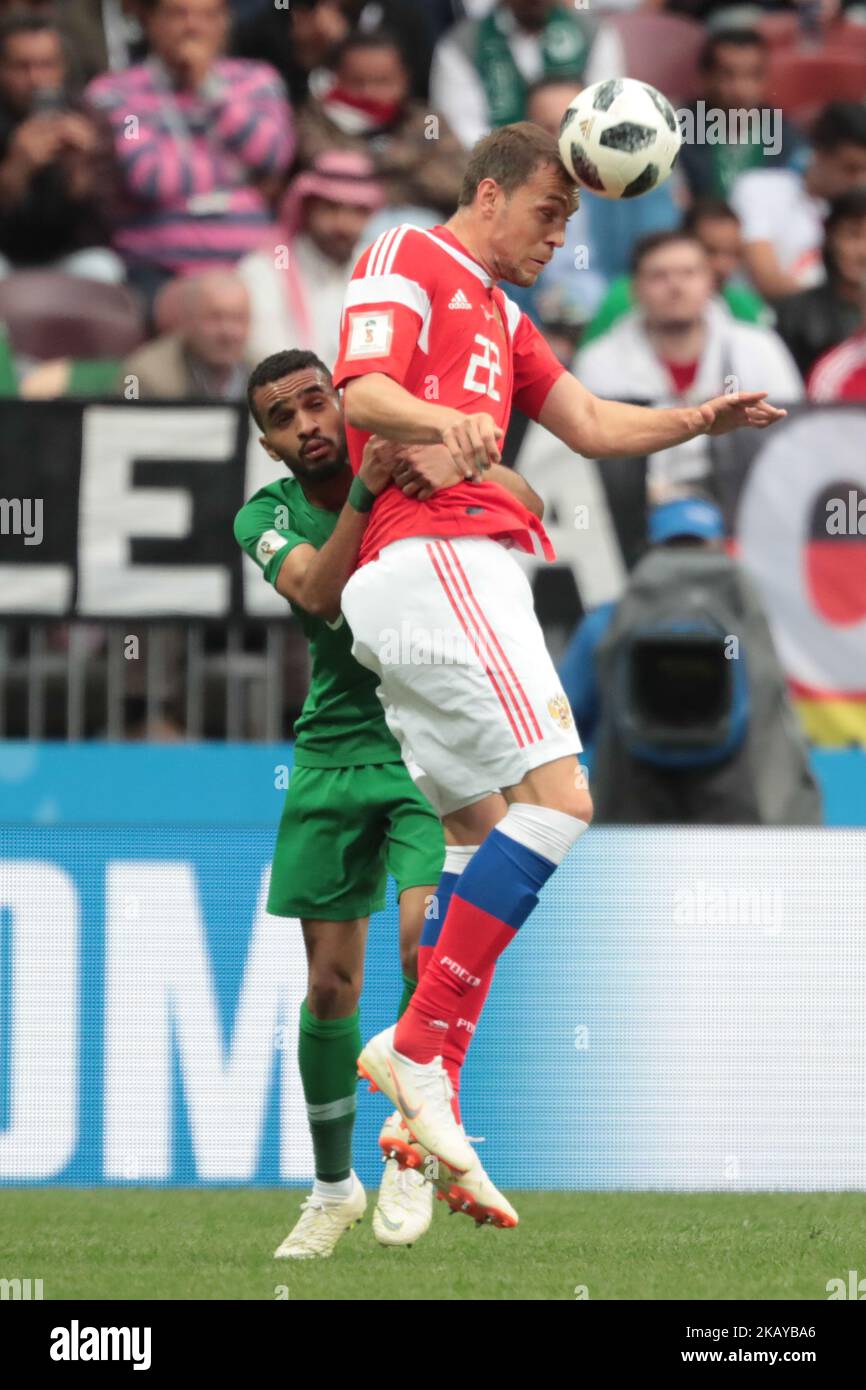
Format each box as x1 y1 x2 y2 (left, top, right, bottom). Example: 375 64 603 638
255 369 347 483
487 164 575 287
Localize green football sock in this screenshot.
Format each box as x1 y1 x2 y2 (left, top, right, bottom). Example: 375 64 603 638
397 972 416 1018
298 1001 361 1183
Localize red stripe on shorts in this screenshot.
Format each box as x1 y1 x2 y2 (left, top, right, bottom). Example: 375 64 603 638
441 539 544 743
433 540 536 747
426 541 526 748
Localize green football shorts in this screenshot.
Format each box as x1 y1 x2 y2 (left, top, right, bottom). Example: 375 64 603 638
267 761 445 921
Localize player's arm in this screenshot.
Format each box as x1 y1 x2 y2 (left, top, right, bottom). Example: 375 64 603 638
391 444 544 517
536 369 787 459
272 438 400 622
487 463 544 519
338 229 504 477
343 372 503 479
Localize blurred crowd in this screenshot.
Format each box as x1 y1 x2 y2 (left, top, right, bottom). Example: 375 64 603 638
1 0 865 763
0 0 863 406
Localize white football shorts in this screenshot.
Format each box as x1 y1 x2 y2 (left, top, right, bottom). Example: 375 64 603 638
341 535 582 816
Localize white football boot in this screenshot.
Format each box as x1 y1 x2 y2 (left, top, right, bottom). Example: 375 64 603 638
273 1171 366 1259
373 1113 433 1246
433 1151 519 1229
357 1025 475 1174
377 1105 518 1229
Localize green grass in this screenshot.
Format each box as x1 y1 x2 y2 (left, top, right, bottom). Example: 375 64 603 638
1 1190 861 1300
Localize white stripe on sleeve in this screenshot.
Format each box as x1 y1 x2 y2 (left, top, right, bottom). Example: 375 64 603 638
501 293 523 340
370 226 400 277
342 273 432 352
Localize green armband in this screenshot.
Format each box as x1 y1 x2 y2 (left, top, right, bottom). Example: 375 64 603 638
348 475 376 513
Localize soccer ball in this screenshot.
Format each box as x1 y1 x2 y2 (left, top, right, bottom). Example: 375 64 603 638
558 77 681 200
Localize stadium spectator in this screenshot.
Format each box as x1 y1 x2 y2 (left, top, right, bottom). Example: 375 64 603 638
558 493 822 826
678 30 804 203
430 0 594 151
237 149 383 368
296 28 463 218
232 0 349 108
120 269 253 398
86 0 295 306
0 0 146 82
731 101 866 301
0 12 122 279
574 231 802 492
338 0 435 98
583 200 770 346
682 200 769 319
232 0 434 108
807 282 866 401
775 189 866 381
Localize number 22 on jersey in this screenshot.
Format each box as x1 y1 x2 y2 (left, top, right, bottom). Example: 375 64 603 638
462 334 502 402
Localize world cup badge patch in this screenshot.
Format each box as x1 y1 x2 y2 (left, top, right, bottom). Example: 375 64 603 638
255 530 285 567
346 309 393 359
547 693 574 731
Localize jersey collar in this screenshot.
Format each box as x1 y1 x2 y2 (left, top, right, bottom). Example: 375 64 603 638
425 225 494 289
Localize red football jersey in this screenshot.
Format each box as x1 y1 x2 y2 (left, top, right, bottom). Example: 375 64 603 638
332 223 565 565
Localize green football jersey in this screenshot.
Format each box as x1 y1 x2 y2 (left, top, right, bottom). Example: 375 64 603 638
234 475 402 769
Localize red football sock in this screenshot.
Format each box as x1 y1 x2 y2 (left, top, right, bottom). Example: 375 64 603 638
417 932 496 1124
393 894 516 1064
440 958 495 1124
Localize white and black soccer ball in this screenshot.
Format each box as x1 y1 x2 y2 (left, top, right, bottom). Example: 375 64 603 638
558 77 682 200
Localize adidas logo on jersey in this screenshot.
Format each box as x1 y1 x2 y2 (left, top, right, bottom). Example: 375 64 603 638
448 288 473 310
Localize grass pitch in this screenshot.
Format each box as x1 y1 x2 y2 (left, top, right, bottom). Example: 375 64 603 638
2 1190 862 1300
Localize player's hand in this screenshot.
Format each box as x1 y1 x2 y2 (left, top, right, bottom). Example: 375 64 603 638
692 391 787 437
393 445 463 500
359 435 404 495
436 408 503 479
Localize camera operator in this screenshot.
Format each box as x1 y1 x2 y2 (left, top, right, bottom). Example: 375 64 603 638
559 495 822 825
